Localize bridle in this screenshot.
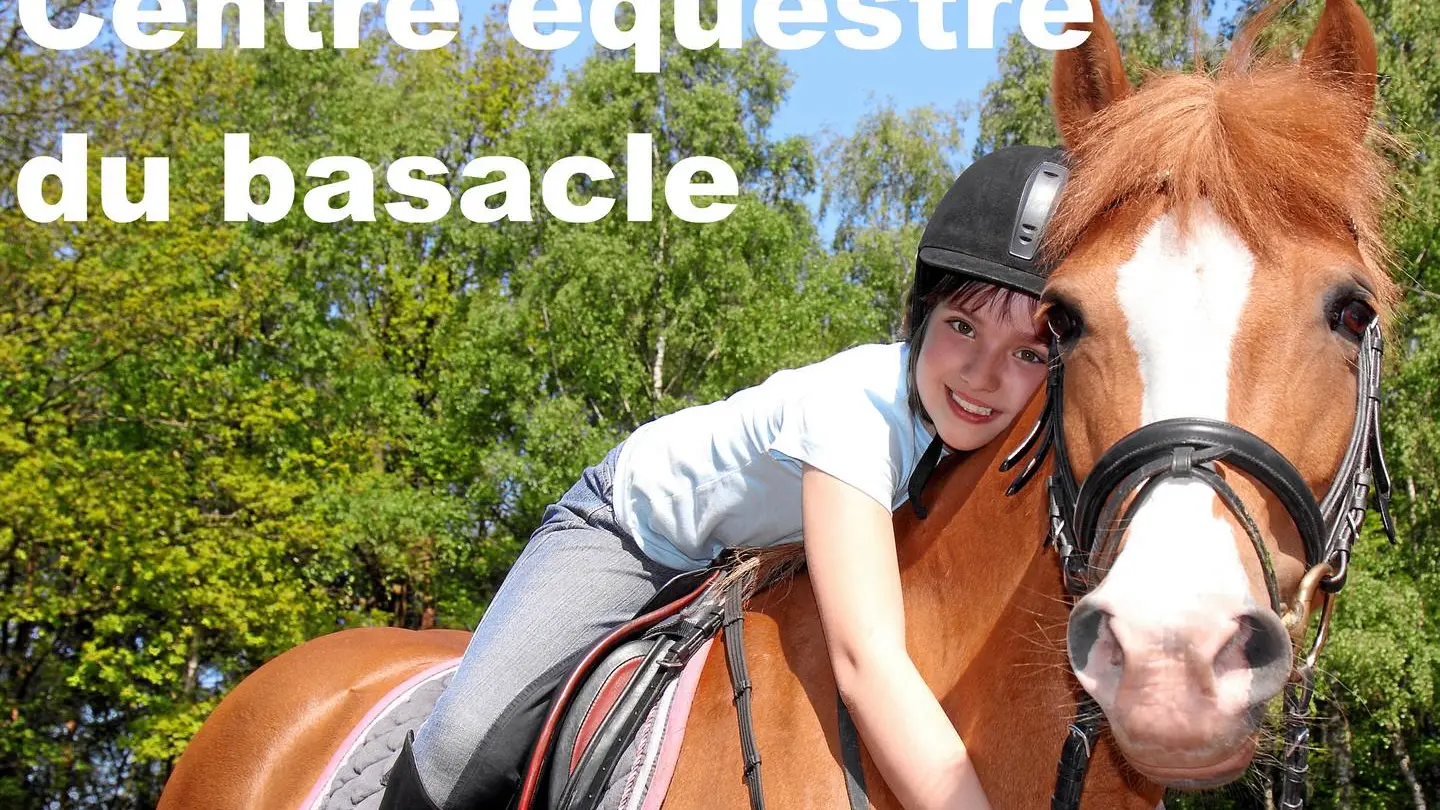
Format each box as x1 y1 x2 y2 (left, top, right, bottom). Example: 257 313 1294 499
1000 318 1397 810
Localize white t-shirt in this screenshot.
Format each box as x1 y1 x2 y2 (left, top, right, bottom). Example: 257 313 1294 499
613 342 937 571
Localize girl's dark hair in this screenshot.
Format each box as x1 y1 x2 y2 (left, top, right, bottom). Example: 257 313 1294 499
903 272 1038 425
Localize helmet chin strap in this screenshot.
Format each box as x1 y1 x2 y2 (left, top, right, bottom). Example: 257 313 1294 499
906 434 950 519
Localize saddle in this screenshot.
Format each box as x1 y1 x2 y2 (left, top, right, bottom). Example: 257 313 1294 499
516 562 755 810
303 568 742 810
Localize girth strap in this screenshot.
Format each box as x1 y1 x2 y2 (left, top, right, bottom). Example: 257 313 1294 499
723 583 766 810
837 694 870 810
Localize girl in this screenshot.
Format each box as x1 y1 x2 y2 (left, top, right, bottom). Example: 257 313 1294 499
382 144 1070 810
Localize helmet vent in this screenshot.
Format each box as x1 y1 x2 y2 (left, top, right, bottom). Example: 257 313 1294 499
1010 161 1070 261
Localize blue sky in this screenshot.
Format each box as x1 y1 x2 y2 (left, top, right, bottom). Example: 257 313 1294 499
458 0 1038 159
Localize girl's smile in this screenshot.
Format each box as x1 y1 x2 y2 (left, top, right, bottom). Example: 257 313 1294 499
946 387 998 422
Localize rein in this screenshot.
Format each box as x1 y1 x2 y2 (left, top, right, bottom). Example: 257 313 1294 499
1001 319 1397 810
723 577 767 810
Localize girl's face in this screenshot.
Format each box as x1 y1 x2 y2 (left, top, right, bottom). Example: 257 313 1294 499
915 291 1049 451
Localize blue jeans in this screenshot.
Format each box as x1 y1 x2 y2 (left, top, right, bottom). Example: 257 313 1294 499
412 443 683 809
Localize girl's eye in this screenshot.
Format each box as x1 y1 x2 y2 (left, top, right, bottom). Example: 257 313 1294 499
949 319 975 337
1016 348 1045 365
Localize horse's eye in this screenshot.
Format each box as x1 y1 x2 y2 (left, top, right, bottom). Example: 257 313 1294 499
1046 304 1083 344
1328 297 1376 341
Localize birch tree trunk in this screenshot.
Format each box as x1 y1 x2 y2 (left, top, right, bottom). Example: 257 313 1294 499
1332 704 1356 809
1392 730 1429 810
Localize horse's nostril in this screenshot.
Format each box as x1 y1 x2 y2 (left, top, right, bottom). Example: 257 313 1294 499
1068 602 1111 673
1236 610 1289 671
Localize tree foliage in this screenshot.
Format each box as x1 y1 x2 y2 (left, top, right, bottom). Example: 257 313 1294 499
0 8 558 805
0 2 914 805
819 100 966 338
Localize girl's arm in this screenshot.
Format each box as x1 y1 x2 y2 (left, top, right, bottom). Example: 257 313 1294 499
802 463 993 810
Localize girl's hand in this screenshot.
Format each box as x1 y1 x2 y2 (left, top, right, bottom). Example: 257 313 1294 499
802 464 994 810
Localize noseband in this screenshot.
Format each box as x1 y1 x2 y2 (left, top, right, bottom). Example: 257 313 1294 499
1002 319 1397 810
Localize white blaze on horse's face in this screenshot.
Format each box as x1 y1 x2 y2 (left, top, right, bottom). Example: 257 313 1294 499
1118 204 1249 426
1067 205 1293 785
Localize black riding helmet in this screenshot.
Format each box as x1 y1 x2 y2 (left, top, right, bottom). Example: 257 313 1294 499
904 145 1070 519
905 145 1070 335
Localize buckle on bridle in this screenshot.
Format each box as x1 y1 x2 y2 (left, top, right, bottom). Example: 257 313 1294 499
1280 561 1335 644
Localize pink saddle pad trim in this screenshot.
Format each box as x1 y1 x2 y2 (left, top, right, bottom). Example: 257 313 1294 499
298 657 463 810
639 637 715 810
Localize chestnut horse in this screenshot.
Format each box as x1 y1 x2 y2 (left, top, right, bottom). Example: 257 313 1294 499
160 0 1395 807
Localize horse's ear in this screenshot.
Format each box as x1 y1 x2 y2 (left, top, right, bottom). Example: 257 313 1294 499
1051 0 1130 147
1300 0 1378 119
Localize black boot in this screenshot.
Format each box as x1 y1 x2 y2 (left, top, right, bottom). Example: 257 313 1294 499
379 731 443 810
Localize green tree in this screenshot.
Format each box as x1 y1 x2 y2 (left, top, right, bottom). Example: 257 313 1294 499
0 8 551 805
820 100 967 339
0 2 895 806
426 1 868 590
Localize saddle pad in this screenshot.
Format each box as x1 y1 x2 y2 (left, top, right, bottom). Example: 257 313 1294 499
300 659 461 810
556 637 713 810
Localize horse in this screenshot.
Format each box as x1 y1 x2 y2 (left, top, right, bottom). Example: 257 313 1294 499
159 0 1397 806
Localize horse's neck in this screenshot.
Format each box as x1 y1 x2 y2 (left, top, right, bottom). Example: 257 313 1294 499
892 416 1050 689
891 404 1164 809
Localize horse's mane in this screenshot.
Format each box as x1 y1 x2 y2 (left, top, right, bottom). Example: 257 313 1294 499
1045 10 1399 322
724 544 807 602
